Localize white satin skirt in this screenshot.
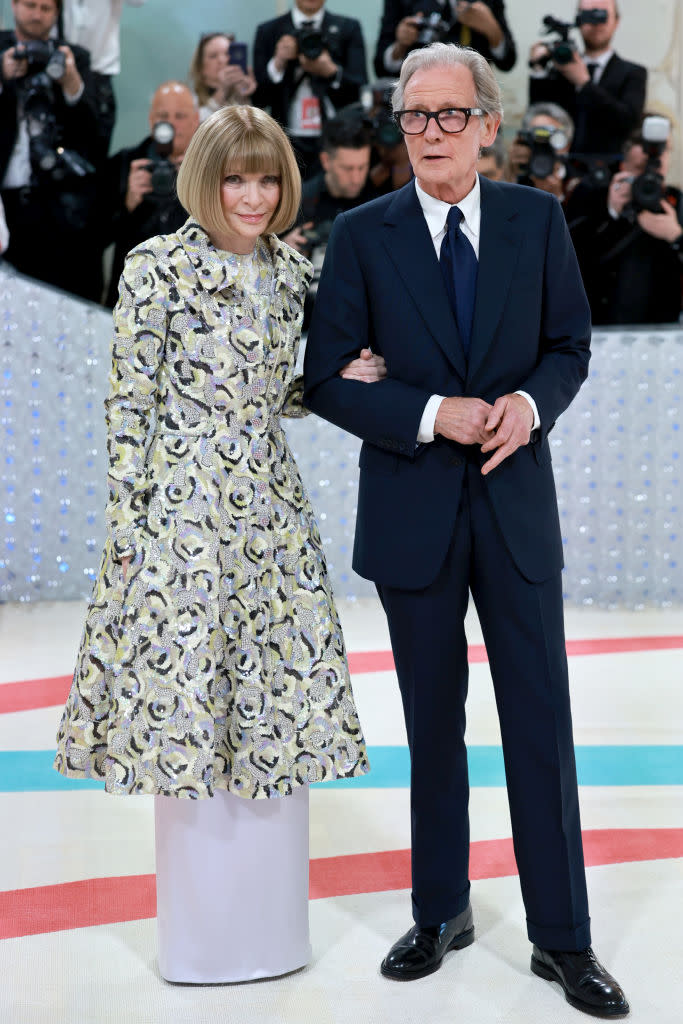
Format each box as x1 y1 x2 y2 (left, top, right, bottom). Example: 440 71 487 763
154 785 311 983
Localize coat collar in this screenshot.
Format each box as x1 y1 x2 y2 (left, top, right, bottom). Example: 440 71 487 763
176 219 311 296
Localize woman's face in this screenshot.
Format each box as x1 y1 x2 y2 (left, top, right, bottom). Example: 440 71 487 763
213 170 281 254
201 36 230 90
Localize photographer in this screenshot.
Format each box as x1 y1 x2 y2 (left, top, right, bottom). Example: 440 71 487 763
476 134 506 180
570 117 683 325
0 0 100 299
252 0 367 180
188 32 257 122
102 81 199 306
373 1 516 78
528 0 646 156
508 102 574 203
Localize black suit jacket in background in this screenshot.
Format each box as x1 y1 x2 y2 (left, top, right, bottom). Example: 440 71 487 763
529 52 647 157
0 30 98 182
253 10 367 129
373 0 516 77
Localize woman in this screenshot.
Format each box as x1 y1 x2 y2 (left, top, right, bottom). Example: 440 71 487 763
189 32 257 122
54 105 382 983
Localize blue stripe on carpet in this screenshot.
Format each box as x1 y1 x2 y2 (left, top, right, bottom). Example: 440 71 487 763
0 746 681 793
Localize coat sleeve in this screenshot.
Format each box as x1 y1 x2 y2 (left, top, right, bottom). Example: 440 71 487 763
573 63 646 146
332 18 368 108
303 212 431 454
373 0 404 78
104 249 168 560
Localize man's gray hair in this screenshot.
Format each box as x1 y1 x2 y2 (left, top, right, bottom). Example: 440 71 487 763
392 43 504 120
522 102 574 142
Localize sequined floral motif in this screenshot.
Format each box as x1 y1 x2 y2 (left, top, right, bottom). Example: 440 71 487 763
54 220 369 799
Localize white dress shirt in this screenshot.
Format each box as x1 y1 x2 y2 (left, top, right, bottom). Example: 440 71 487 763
582 48 613 86
62 0 147 76
414 176 540 442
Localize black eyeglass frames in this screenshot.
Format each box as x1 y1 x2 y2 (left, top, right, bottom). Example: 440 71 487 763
393 107 485 135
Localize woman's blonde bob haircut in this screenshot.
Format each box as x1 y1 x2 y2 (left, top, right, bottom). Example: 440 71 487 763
177 105 301 238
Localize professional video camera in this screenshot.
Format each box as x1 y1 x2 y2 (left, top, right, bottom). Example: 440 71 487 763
295 24 331 60
530 9 608 68
145 121 177 198
628 115 670 213
516 123 569 180
14 38 66 79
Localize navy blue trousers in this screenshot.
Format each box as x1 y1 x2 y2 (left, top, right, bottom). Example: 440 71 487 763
377 463 591 951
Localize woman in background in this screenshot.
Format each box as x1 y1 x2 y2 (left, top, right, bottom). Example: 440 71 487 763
189 32 257 122
55 105 383 983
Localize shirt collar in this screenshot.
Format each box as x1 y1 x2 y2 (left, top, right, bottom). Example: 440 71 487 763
291 5 325 30
415 174 481 241
584 48 613 70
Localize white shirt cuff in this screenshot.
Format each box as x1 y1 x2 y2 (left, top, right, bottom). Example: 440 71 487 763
267 57 285 84
63 81 85 105
515 390 540 431
417 394 445 443
489 38 507 59
383 42 403 74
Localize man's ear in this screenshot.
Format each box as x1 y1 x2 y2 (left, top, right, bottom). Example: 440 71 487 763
320 150 331 173
481 115 502 149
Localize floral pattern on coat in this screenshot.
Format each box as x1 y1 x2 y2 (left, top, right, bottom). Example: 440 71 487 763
54 220 370 799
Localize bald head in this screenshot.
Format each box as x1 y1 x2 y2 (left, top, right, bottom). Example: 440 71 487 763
149 81 199 160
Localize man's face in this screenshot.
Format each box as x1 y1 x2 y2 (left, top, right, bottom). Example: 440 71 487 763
12 0 58 41
401 64 499 200
149 86 200 160
530 113 571 154
579 0 619 52
295 0 325 17
476 153 504 181
321 146 371 199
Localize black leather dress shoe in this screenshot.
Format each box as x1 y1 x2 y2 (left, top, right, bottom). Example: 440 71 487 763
380 904 474 981
531 945 630 1018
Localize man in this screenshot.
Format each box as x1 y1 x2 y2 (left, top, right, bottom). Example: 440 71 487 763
103 80 199 306
304 42 629 1018
284 115 376 253
570 120 683 325
252 0 367 179
374 0 516 78
0 0 100 299
59 1 147 159
475 135 505 180
508 102 575 204
529 0 646 157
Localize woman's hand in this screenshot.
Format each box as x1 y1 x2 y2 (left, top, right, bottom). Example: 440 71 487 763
121 555 131 584
339 348 387 383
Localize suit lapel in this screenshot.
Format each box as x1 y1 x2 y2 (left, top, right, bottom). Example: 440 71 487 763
467 176 522 385
383 183 467 380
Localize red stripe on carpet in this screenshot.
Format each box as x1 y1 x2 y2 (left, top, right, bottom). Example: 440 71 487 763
2 635 683 713
1 829 681 940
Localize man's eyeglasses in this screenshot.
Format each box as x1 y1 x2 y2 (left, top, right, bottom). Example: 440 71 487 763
394 108 485 135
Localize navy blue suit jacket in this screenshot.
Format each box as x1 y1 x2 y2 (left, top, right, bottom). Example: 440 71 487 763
303 177 591 589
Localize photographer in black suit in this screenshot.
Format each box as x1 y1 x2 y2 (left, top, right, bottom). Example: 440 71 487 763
528 0 646 157
0 0 99 299
252 0 367 180
374 1 516 78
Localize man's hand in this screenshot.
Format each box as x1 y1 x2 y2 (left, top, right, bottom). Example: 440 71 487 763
57 45 83 99
299 49 338 79
282 221 313 253
434 396 494 446
529 41 551 69
125 158 153 213
555 49 590 87
480 393 533 475
339 348 387 382
1 45 28 82
274 33 298 72
531 163 566 199
456 2 504 47
121 555 131 584
637 199 683 244
607 170 633 217
392 14 421 60
217 63 256 100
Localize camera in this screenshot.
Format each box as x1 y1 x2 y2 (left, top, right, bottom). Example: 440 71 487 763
295 25 329 60
302 219 334 250
361 81 403 149
413 11 451 46
19 70 93 183
14 39 66 80
517 124 568 179
146 121 177 198
531 10 608 68
629 115 670 213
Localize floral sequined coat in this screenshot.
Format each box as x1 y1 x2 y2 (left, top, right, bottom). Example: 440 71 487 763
54 220 369 799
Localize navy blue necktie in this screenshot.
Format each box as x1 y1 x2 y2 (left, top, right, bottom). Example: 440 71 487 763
439 205 478 358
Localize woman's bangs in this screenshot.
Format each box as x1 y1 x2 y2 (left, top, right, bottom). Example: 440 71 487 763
224 131 282 177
